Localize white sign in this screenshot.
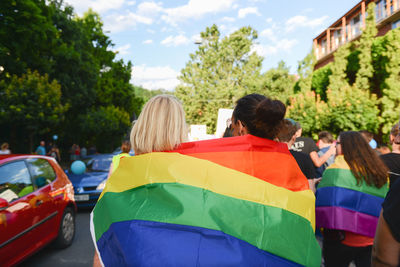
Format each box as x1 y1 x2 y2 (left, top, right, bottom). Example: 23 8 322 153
215 109 233 138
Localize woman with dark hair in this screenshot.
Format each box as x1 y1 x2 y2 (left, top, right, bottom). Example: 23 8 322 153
231 93 286 139
316 131 389 267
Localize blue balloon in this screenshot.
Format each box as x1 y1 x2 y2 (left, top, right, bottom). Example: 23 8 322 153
71 160 86 175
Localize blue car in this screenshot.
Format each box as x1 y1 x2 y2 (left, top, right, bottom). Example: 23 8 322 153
67 154 113 208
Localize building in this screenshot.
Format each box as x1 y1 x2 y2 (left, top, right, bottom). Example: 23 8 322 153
313 0 400 70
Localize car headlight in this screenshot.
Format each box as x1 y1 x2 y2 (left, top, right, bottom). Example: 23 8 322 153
96 180 107 191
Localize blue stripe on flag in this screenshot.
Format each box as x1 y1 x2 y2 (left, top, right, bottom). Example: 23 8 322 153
97 220 303 267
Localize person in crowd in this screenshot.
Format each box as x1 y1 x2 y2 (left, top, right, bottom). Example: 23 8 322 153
380 123 400 187
80 146 87 158
316 131 336 177
222 118 233 138
372 179 400 267
317 131 388 267
35 141 46 155
74 144 80 160
48 145 61 162
360 130 379 151
93 94 188 267
0 142 11 154
109 140 132 175
377 144 391 155
230 94 284 139
291 122 336 169
277 119 318 191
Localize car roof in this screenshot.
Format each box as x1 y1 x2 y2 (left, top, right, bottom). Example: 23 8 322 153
0 154 55 164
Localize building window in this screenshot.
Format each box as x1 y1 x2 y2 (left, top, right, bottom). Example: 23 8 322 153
376 0 387 22
321 39 327 55
333 29 342 48
351 14 361 37
393 19 400 29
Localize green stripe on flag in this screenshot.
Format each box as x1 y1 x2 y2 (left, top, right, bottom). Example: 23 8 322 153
318 168 388 198
93 183 321 267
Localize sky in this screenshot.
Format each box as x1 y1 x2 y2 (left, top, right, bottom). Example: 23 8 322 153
64 0 360 91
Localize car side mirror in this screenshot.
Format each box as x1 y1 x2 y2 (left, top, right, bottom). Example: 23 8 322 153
0 198 9 211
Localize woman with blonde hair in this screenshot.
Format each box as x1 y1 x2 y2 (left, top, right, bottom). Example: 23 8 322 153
92 94 187 267
130 94 187 155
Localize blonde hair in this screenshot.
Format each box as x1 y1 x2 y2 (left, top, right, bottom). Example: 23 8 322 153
130 95 187 154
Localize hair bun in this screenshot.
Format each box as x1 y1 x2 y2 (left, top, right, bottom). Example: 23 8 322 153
255 98 286 127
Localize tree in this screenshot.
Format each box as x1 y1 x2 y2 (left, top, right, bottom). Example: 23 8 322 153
260 61 296 104
287 90 328 139
328 44 351 91
175 25 263 133
326 84 380 134
0 70 67 151
380 28 400 134
311 64 332 101
79 106 131 152
0 0 57 76
355 2 377 90
296 49 316 92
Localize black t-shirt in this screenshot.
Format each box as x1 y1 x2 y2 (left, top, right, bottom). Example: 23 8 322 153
382 179 400 243
380 153 400 187
292 137 319 155
290 150 317 179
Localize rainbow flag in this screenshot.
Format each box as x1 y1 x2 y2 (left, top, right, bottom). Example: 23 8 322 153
91 135 321 266
316 155 388 237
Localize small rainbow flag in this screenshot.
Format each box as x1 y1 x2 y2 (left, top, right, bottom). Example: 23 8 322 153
316 155 388 237
91 135 321 266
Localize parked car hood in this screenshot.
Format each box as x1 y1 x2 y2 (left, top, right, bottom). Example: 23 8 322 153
67 172 108 187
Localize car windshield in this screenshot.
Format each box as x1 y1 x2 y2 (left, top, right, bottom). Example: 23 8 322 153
84 155 112 172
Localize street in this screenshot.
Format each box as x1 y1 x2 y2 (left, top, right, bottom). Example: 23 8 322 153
21 210 94 267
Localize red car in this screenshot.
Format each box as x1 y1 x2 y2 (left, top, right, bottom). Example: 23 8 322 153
0 154 76 267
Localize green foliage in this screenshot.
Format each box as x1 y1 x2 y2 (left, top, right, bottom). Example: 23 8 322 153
326 84 380 134
296 49 316 92
311 64 332 101
287 90 328 138
328 44 350 91
175 25 263 133
0 0 144 153
79 106 131 152
355 2 377 90
0 70 67 151
380 28 400 134
259 61 296 104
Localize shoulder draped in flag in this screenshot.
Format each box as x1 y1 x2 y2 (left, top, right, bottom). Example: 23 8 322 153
91 135 321 266
316 155 388 237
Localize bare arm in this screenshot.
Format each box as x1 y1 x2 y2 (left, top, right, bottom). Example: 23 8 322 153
309 145 336 168
93 250 102 267
372 211 400 267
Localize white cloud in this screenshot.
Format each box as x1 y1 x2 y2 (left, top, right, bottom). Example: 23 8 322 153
251 39 298 57
260 28 276 42
221 16 236 22
132 65 180 91
64 0 125 15
238 7 260 19
103 11 153 32
127 1 136 6
143 39 153 44
285 15 329 32
137 1 163 16
162 0 237 25
113 44 131 55
266 17 273 23
161 34 190 47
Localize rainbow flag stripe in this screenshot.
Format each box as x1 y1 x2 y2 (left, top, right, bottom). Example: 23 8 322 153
316 155 388 237
92 135 321 266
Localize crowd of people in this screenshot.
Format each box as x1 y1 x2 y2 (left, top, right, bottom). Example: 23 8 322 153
91 94 400 267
